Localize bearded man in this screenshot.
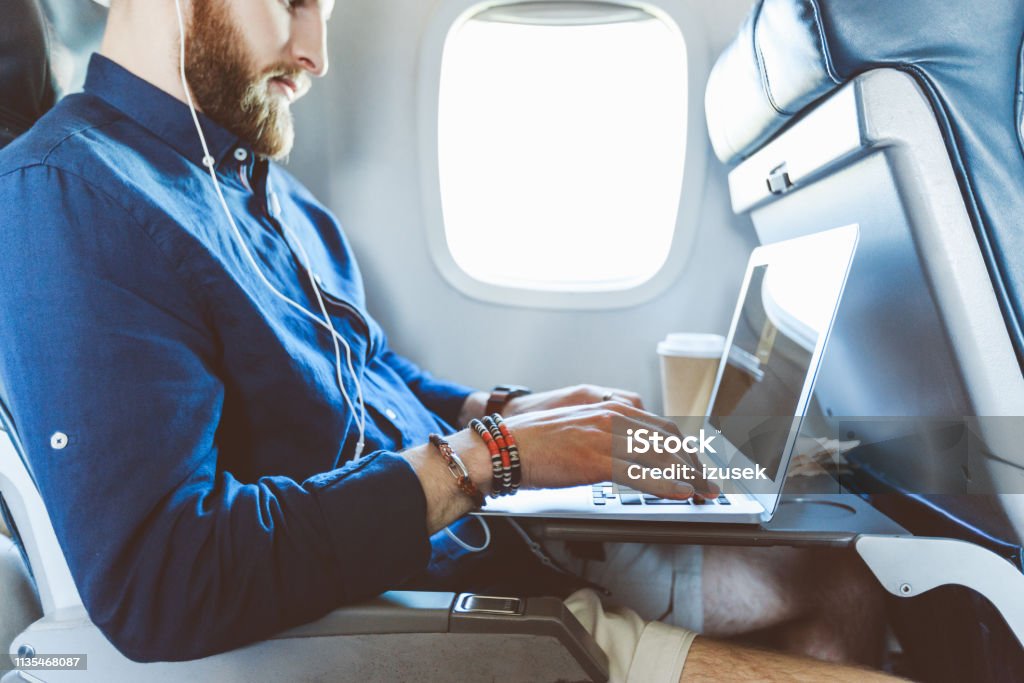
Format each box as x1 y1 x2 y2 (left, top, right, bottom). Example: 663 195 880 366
0 1 895 680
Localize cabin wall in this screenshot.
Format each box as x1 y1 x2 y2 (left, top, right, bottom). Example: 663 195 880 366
288 0 757 409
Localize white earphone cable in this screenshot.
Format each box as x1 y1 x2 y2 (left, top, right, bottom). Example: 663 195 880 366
444 516 491 553
282 222 368 453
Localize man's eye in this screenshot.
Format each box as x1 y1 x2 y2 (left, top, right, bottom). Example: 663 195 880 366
281 0 308 10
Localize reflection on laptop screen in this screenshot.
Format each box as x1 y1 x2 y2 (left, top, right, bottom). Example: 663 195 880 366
709 256 837 480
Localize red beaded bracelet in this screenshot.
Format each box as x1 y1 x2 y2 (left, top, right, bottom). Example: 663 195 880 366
469 419 505 497
482 415 513 493
491 414 522 492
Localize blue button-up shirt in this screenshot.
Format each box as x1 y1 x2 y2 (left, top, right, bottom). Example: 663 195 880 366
0 55 480 660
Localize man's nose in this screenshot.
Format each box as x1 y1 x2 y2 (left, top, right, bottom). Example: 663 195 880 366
291 12 329 78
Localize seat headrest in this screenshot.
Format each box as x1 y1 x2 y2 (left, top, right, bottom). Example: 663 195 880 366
0 0 57 149
705 0 1024 167
704 0 838 165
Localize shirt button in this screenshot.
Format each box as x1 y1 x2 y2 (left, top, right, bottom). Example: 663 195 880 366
234 148 249 162
385 409 398 421
50 432 69 450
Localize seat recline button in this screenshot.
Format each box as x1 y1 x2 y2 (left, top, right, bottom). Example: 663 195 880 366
766 162 793 195
455 594 524 615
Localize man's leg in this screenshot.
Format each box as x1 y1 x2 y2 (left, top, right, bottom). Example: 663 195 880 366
701 546 887 666
567 587 902 683
681 637 900 682
545 541 887 666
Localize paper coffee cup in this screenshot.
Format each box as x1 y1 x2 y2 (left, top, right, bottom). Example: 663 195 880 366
657 333 725 417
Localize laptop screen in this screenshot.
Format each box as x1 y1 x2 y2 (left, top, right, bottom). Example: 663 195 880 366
708 228 856 483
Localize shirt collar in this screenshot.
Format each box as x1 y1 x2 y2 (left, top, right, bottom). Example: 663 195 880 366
83 53 252 172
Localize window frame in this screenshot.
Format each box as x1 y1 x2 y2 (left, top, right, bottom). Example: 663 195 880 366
418 0 711 310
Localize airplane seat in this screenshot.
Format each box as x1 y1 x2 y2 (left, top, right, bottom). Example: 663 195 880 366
0 1 607 680
0 534 41 673
0 0 54 662
0 0 56 148
705 0 1024 679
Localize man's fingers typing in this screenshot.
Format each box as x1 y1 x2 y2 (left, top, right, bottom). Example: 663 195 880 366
610 432 717 496
609 458 695 499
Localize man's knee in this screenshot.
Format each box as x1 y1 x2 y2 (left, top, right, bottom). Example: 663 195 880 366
567 588 697 683
700 546 815 636
699 546 886 665
567 586 897 683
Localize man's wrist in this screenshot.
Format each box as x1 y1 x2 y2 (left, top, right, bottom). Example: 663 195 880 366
456 391 488 428
403 430 493 534
484 385 532 417
445 429 494 496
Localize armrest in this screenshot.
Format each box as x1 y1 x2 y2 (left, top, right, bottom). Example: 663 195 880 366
0 418 83 618
276 590 456 637
7 591 609 682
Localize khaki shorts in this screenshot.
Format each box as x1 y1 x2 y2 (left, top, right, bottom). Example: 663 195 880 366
546 542 705 632
566 588 697 683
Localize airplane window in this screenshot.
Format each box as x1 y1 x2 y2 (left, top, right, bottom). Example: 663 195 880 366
437 5 687 292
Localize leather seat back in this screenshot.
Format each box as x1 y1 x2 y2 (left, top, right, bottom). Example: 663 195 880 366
0 0 60 655
705 6 1024 677
0 535 41 655
706 0 1024 369
0 0 56 149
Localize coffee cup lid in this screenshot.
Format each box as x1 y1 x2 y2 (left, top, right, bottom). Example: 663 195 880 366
657 333 726 359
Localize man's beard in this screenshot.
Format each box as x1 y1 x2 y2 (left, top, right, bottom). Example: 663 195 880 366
184 0 301 160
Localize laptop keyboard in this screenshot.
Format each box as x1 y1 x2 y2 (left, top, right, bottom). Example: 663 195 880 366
591 483 731 507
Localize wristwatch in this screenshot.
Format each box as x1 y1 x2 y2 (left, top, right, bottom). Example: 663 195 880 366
485 385 532 416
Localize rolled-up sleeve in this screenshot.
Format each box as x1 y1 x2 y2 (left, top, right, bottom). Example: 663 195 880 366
0 166 431 661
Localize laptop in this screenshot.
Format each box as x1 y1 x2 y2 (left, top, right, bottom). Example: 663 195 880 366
479 224 860 524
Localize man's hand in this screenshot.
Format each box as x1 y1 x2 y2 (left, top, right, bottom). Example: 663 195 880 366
405 400 717 534
502 401 711 496
457 384 644 427
504 384 644 415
